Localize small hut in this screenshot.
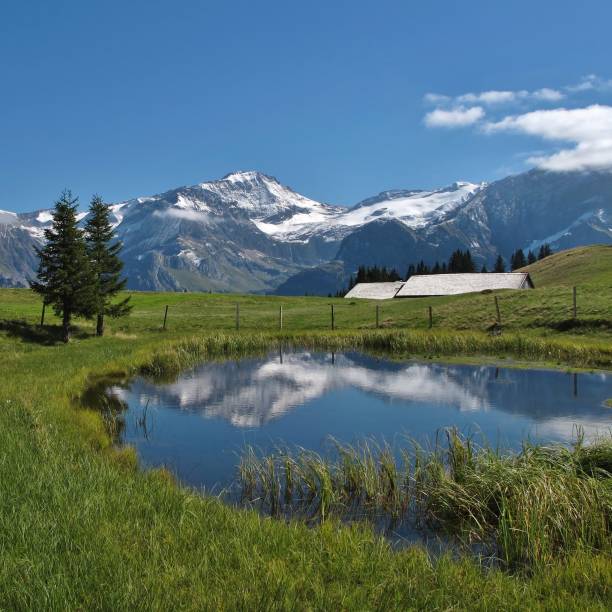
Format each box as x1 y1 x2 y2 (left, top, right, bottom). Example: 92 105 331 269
395 272 534 297
344 281 405 300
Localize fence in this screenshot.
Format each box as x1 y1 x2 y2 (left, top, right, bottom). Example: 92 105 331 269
94 284 593 334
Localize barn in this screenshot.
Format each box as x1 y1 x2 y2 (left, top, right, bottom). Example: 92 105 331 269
343 273 534 299
344 281 405 300
395 272 534 297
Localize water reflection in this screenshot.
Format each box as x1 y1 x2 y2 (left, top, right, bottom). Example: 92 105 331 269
112 352 609 429
104 351 611 491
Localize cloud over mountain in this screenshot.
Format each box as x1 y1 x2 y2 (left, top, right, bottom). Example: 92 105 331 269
485 105 612 172
424 106 485 128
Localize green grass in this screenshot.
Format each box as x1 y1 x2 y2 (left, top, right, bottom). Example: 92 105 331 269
2 247 610 347
522 244 612 287
0 245 611 609
238 431 612 569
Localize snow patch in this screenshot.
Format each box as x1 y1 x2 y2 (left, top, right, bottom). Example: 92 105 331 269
177 249 202 266
255 181 483 241
0 210 19 225
36 211 53 224
525 211 597 251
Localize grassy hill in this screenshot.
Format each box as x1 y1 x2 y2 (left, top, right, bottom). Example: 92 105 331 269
0 245 610 608
1 246 610 344
521 244 612 287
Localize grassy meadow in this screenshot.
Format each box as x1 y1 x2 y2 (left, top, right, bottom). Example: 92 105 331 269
0 245 611 609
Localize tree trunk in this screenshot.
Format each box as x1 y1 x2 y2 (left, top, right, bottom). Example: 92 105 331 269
62 309 71 343
96 313 104 337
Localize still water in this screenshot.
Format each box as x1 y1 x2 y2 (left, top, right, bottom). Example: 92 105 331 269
104 351 611 492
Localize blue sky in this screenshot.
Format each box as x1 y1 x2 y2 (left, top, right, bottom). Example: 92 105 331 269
3 0 612 212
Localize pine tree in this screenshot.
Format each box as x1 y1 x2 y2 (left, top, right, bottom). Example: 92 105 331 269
510 248 527 271
448 250 461 273
463 249 476 272
481 263 488 273
416 260 430 275
30 190 97 342
493 254 506 273
448 249 475 273
85 195 132 336
538 243 552 260
527 250 537 265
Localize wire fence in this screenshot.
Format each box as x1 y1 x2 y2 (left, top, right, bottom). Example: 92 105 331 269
16 283 608 337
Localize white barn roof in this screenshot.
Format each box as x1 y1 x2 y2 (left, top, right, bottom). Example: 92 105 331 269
344 281 405 300
395 273 533 297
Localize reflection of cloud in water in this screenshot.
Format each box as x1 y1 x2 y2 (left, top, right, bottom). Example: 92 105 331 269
533 417 612 443
111 352 610 434
114 353 492 428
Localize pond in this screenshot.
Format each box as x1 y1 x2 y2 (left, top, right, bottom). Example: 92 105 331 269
101 350 611 494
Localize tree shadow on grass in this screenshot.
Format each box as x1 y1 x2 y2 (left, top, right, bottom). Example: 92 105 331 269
0 319 89 345
549 318 612 332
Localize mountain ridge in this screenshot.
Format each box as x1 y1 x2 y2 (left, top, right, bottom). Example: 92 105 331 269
1 169 611 293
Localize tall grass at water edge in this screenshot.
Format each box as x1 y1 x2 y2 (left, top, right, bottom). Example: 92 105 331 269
238 430 612 570
138 329 612 379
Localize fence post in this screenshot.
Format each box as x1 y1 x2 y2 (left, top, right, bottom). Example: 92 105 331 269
573 372 578 397
40 302 46 327
428 305 433 329
162 305 169 330
331 304 335 330
236 303 240 330
572 286 577 320
376 304 380 329
494 296 502 324
279 305 283 330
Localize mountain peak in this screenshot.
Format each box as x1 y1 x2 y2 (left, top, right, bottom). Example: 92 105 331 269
220 170 276 184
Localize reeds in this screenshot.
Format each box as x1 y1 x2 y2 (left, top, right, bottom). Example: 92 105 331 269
237 431 612 569
137 330 612 380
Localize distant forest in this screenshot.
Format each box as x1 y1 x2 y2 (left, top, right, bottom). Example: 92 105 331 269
337 244 552 297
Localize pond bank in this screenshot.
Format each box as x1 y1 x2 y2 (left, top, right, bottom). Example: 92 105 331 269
2 327 611 609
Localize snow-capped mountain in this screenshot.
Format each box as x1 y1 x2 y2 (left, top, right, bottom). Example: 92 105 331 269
254 181 483 243
1 169 610 292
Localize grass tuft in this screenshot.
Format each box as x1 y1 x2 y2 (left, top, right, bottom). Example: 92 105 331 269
238 431 612 569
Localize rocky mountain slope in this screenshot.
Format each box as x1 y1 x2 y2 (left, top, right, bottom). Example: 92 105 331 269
1 169 610 294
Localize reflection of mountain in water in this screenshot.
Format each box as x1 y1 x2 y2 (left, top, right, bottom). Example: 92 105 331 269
111 352 610 430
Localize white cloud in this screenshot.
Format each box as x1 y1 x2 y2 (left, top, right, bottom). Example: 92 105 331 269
424 106 485 128
153 208 210 222
484 105 612 172
423 93 450 105
532 87 565 102
425 86 565 108
564 74 612 93
457 90 527 105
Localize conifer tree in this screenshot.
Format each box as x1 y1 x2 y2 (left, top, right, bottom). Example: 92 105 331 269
448 249 475 273
493 254 506 273
527 250 537 265
481 263 488 273
463 249 476 272
510 248 527 271
31 190 96 342
538 243 552 260
85 195 132 336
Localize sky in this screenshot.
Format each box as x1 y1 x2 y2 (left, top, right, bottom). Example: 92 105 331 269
3 0 612 212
